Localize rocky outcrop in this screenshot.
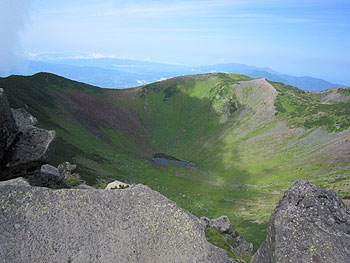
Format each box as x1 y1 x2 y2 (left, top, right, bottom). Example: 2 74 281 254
1 122 55 179
200 216 231 233
0 90 55 181
229 231 253 255
58 162 79 179
0 88 17 160
58 161 84 186
26 164 71 188
200 216 211 227
209 216 231 233
0 180 230 263
201 216 253 257
252 180 350 263
11 108 38 131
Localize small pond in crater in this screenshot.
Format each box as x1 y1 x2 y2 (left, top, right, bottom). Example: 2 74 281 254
152 153 190 167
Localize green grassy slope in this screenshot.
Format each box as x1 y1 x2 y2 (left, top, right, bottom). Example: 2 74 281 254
1 72 350 251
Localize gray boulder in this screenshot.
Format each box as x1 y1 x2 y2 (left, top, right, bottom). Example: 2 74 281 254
58 161 82 182
209 215 231 233
252 180 350 263
200 216 211 227
11 108 37 132
0 88 17 160
27 164 71 188
58 161 77 176
0 94 56 180
1 126 55 180
229 231 253 255
0 183 230 263
201 215 252 257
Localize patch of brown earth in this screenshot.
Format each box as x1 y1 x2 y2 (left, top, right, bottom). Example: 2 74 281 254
52 88 152 153
252 219 266 224
321 88 350 103
271 190 281 195
342 199 350 208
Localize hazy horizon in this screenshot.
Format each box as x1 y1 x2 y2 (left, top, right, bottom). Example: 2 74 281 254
1 0 349 84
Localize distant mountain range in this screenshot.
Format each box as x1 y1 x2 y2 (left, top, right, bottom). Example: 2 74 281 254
194 64 346 92
4 57 346 91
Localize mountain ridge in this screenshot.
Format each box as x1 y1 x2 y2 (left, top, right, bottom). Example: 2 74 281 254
4 58 346 91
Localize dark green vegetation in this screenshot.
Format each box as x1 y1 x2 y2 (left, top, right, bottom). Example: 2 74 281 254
272 81 350 131
111 184 130 190
205 227 251 262
1 72 349 252
65 178 82 187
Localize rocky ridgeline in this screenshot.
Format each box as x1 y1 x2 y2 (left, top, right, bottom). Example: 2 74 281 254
0 89 17 161
0 88 84 188
0 88 55 181
1 89 350 262
200 215 253 256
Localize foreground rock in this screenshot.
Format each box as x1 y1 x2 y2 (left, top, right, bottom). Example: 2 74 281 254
0 180 229 263
0 177 30 186
252 180 350 263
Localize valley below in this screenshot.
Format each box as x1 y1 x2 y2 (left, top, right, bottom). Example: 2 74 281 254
1 72 350 249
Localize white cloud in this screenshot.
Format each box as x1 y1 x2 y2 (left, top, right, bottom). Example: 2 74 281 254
0 0 31 75
90 52 105 58
56 53 121 60
137 80 147 84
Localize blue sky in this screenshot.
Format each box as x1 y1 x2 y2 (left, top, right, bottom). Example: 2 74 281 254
1 0 350 84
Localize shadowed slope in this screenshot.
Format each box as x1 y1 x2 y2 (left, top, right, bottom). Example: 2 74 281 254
0 73 151 184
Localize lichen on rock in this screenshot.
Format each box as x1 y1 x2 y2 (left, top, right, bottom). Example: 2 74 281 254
0 183 230 263
252 180 350 263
